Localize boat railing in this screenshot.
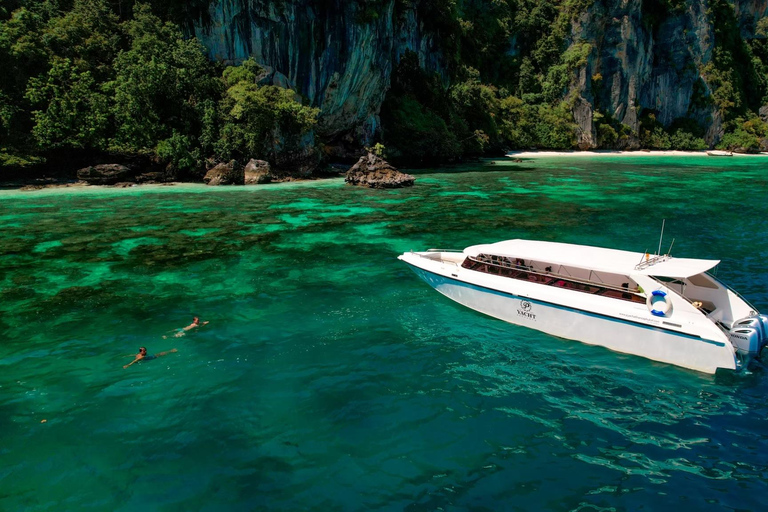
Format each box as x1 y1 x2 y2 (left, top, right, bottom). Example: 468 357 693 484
655 272 759 319
634 254 671 270
426 248 464 253
705 272 758 313
468 255 645 298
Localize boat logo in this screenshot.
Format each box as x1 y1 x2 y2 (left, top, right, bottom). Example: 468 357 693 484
517 300 536 320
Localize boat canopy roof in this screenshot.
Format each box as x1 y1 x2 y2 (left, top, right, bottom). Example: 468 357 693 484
463 239 720 278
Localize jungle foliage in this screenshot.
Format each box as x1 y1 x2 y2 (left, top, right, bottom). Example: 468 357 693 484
0 0 317 170
2 0 767 170
382 0 768 162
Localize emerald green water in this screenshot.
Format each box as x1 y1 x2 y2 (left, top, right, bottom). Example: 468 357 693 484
2 156 768 510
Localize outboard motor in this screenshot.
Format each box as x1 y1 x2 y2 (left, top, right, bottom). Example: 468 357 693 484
732 317 765 341
729 327 762 356
758 314 768 343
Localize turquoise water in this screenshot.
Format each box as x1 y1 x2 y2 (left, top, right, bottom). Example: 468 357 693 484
1 155 768 510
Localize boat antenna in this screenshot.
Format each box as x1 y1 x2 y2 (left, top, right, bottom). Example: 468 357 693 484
667 238 675 256
657 219 665 256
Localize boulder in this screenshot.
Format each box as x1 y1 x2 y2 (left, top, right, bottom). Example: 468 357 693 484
135 170 171 184
203 160 244 186
759 105 768 124
345 153 415 189
76 164 131 185
244 159 272 184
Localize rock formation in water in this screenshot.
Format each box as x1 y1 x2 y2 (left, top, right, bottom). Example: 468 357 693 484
345 152 415 188
244 159 272 184
204 160 245 186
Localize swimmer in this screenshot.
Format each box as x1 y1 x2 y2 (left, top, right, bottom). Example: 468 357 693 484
163 316 209 338
123 347 178 369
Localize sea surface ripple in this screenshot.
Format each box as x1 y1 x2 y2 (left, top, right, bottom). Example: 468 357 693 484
1 155 767 511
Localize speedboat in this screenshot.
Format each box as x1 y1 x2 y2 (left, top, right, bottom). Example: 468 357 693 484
707 150 733 156
398 239 767 374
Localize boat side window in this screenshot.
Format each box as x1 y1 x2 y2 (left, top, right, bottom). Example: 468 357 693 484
462 256 644 303
461 258 485 272
461 254 645 304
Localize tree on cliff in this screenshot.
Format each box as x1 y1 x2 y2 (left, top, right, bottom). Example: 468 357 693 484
216 58 319 164
24 0 120 151
3 0 768 171
1 0 324 172
112 3 220 156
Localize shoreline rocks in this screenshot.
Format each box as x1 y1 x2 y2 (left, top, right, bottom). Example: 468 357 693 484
76 164 131 185
244 159 272 184
203 160 244 186
345 153 415 189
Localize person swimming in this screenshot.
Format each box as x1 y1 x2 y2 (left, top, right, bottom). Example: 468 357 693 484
163 317 209 338
123 347 178 369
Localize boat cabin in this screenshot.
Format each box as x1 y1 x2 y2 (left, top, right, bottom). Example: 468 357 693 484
461 253 647 304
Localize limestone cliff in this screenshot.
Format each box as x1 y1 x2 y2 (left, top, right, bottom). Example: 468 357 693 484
194 0 443 152
569 0 768 148
194 0 768 150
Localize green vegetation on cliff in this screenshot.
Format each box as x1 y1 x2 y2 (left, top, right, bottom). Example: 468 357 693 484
0 0 317 173
383 0 768 162
2 0 767 173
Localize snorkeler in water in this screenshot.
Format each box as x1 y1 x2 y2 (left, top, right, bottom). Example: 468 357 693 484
123 347 178 369
163 317 209 338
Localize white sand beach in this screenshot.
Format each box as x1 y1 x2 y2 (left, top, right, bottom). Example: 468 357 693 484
506 150 768 158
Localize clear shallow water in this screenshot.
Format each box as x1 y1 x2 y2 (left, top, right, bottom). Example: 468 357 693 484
1 156 768 511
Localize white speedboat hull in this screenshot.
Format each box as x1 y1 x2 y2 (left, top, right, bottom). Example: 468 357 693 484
409 266 736 373
400 238 768 374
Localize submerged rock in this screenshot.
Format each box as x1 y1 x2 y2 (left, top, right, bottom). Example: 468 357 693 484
345 153 415 189
204 160 244 186
244 159 272 184
76 164 131 185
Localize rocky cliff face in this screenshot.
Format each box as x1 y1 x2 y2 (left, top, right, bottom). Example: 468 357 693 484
734 0 768 35
195 0 767 150
569 0 768 148
195 0 443 152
